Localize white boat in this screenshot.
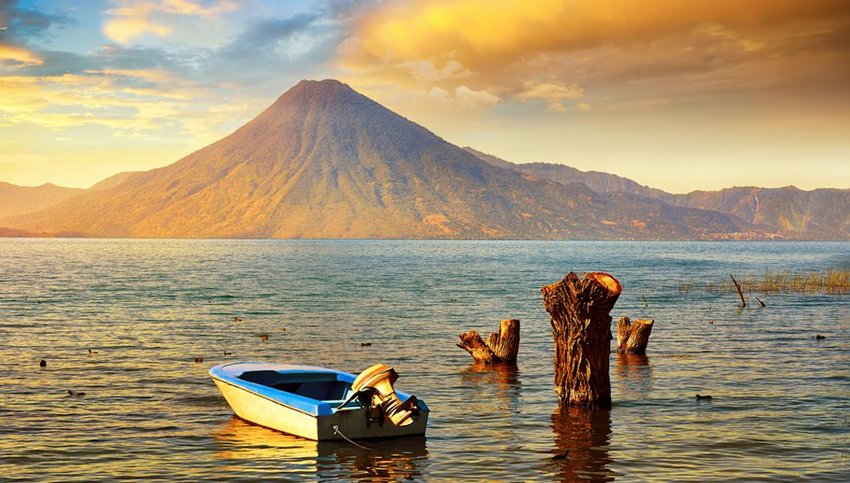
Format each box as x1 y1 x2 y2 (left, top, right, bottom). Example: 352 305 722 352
210 361 429 441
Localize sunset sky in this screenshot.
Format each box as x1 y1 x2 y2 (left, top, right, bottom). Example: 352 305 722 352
1 0 848 193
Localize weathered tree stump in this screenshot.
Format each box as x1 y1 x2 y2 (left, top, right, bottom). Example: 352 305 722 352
542 272 621 409
457 319 520 364
616 317 654 354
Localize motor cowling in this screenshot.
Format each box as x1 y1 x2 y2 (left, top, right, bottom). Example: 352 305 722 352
352 363 418 426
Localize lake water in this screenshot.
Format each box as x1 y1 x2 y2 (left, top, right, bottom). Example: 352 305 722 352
1 240 848 481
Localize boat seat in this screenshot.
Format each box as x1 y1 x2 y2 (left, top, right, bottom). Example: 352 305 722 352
292 381 350 400
239 371 337 387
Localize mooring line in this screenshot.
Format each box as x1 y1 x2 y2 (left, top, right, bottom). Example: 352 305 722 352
332 425 372 450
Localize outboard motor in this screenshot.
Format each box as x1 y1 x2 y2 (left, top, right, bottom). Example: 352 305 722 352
352 363 418 426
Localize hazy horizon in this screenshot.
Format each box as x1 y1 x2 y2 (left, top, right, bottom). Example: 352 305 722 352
1 0 849 192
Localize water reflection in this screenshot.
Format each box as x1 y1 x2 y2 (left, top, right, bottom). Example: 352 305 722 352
614 353 653 393
212 416 428 480
550 406 614 482
460 362 521 414
213 417 316 461
317 435 428 481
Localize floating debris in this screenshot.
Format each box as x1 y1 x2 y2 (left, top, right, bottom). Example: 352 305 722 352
360 342 372 347
816 334 826 340
233 317 243 322
696 394 713 401
258 334 269 342
223 351 232 356
67 390 86 397
194 357 204 363
88 349 98 355
39 359 47 367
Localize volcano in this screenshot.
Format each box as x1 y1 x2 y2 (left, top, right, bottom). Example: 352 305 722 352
3 79 747 239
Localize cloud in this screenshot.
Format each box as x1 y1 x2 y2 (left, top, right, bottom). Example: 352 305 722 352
0 2 75 41
346 0 850 70
0 1 73 69
0 2 357 145
398 59 467 83
0 66 247 142
0 43 42 66
103 10 172 45
205 7 357 89
216 13 322 61
517 82 584 112
454 85 500 107
102 0 238 45
337 0 850 115
161 0 236 16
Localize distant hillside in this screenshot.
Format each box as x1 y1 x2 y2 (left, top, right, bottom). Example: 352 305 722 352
1 79 749 240
88 171 139 192
0 227 47 237
464 147 672 201
673 187 850 239
468 149 848 239
0 182 83 218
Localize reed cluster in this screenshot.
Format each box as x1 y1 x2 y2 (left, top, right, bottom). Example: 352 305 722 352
676 269 850 294
743 269 850 294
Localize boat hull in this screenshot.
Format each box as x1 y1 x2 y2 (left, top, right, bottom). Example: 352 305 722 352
211 363 428 441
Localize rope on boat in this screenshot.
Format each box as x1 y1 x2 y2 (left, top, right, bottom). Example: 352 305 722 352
332 425 372 450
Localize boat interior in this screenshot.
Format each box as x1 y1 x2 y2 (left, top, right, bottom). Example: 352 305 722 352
238 370 359 408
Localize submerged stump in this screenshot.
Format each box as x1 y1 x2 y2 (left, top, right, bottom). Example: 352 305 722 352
616 317 654 354
731 274 747 307
542 272 621 409
457 319 520 364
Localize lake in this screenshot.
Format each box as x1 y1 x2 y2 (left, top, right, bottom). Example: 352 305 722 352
1 239 848 481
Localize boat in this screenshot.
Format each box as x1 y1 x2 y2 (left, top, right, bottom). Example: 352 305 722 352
209 361 429 441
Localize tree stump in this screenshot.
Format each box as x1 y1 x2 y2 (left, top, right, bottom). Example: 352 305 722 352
457 319 520 364
616 317 654 354
542 272 621 409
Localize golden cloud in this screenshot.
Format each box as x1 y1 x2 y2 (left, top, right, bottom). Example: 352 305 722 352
336 0 850 118
103 0 238 44
0 69 247 141
0 43 43 66
348 0 850 70
517 82 585 112
103 15 172 45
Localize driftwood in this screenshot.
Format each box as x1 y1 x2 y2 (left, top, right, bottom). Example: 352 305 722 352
542 272 621 409
616 317 654 354
731 274 747 307
457 319 520 364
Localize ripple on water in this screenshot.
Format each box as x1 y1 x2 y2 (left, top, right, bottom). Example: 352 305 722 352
1 239 849 481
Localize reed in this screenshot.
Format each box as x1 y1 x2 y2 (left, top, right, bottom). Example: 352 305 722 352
676 269 850 294
744 269 850 294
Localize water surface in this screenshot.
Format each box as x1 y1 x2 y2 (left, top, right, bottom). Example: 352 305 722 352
1 240 848 481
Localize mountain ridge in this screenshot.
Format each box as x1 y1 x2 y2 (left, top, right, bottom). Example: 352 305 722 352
0 182 83 219
466 149 849 239
0 79 815 239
